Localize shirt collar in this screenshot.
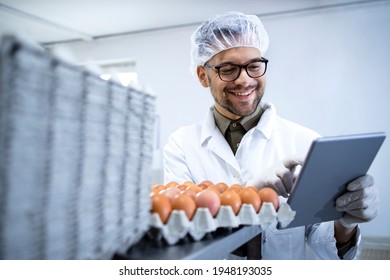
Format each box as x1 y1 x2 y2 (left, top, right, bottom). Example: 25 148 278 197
212 103 264 135
201 102 276 145
213 108 231 135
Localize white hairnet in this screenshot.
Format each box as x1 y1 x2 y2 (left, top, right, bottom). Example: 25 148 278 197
190 11 269 76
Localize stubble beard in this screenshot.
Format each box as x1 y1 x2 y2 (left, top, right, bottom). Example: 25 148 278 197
212 84 264 117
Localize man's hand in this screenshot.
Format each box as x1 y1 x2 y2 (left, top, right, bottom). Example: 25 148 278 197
335 174 379 228
257 157 304 197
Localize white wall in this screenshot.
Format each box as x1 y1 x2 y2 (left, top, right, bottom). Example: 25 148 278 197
55 2 390 238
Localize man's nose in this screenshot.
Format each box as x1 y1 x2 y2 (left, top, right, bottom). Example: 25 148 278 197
233 67 252 85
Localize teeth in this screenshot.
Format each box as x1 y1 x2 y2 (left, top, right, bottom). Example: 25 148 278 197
231 91 251 96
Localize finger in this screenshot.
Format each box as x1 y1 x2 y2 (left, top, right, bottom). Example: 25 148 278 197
279 171 294 194
293 165 302 182
283 157 304 171
340 213 369 225
275 165 294 195
273 179 289 198
262 177 288 198
347 174 374 191
336 187 374 207
339 202 378 222
335 192 376 212
344 207 378 221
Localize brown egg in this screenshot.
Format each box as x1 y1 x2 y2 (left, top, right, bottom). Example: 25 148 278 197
179 188 197 200
214 182 229 193
171 194 197 220
228 184 243 193
197 183 209 190
150 194 172 224
186 185 202 193
207 185 222 195
239 188 262 213
165 181 179 189
175 184 188 191
182 181 198 188
244 186 259 193
220 190 242 215
258 187 279 210
194 189 221 217
150 184 165 196
159 188 180 202
199 180 214 187
149 188 160 197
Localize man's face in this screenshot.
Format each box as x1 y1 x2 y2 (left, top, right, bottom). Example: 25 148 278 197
197 47 266 120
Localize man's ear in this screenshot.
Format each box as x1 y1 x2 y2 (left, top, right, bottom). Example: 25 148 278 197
197 66 209 88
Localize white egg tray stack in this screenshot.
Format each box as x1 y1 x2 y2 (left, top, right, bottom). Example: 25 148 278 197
0 35 155 259
149 202 296 245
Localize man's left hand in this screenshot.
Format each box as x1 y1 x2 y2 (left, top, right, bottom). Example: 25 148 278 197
335 174 379 228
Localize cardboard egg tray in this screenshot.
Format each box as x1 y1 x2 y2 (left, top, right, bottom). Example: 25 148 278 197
148 202 296 245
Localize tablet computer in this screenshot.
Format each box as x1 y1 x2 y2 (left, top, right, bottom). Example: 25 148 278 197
281 132 386 229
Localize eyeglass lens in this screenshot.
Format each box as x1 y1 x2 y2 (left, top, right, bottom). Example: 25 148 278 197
218 61 266 82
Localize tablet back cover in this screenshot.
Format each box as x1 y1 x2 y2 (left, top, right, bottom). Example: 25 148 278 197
284 132 386 229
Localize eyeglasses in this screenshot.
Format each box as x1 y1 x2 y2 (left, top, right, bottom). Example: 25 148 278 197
204 57 268 82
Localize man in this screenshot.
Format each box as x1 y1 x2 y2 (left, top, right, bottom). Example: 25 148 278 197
163 11 378 259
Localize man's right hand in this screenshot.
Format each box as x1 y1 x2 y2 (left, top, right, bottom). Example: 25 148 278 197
256 157 304 197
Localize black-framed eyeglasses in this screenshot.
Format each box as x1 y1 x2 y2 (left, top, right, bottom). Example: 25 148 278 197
204 57 268 82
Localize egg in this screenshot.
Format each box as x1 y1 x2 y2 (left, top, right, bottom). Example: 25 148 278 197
194 189 221 217
214 182 229 193
228 184 243 193
175 184 188 191
150 185 164 197
179 188 197 200
207 185 222 195
150 194 172 224
258 187 279 210
199 180 214 187
197 183 209 190
245 186 259 193
239 188 262 213
182 181 198 188
186 185 202 193
220 190 242 215
171 194 197 220
159 187 180 202
165 181 179 189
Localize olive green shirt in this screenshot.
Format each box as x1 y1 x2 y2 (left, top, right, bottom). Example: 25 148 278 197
213 104 264 154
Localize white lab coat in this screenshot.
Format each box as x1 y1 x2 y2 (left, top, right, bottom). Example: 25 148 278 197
163 102 359 259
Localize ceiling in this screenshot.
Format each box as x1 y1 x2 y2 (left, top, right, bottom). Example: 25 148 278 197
0 0 385 45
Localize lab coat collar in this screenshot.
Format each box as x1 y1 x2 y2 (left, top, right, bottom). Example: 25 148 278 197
200 106 218 145
200 107 240 171
253 101 276 140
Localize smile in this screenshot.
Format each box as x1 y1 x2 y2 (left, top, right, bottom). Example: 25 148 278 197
230 91 251 96
228 88 255 97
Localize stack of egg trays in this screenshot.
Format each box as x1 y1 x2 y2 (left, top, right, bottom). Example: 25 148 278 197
46 59 84 259
118 89 155 253
0 35 156 259
0 36 54 259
